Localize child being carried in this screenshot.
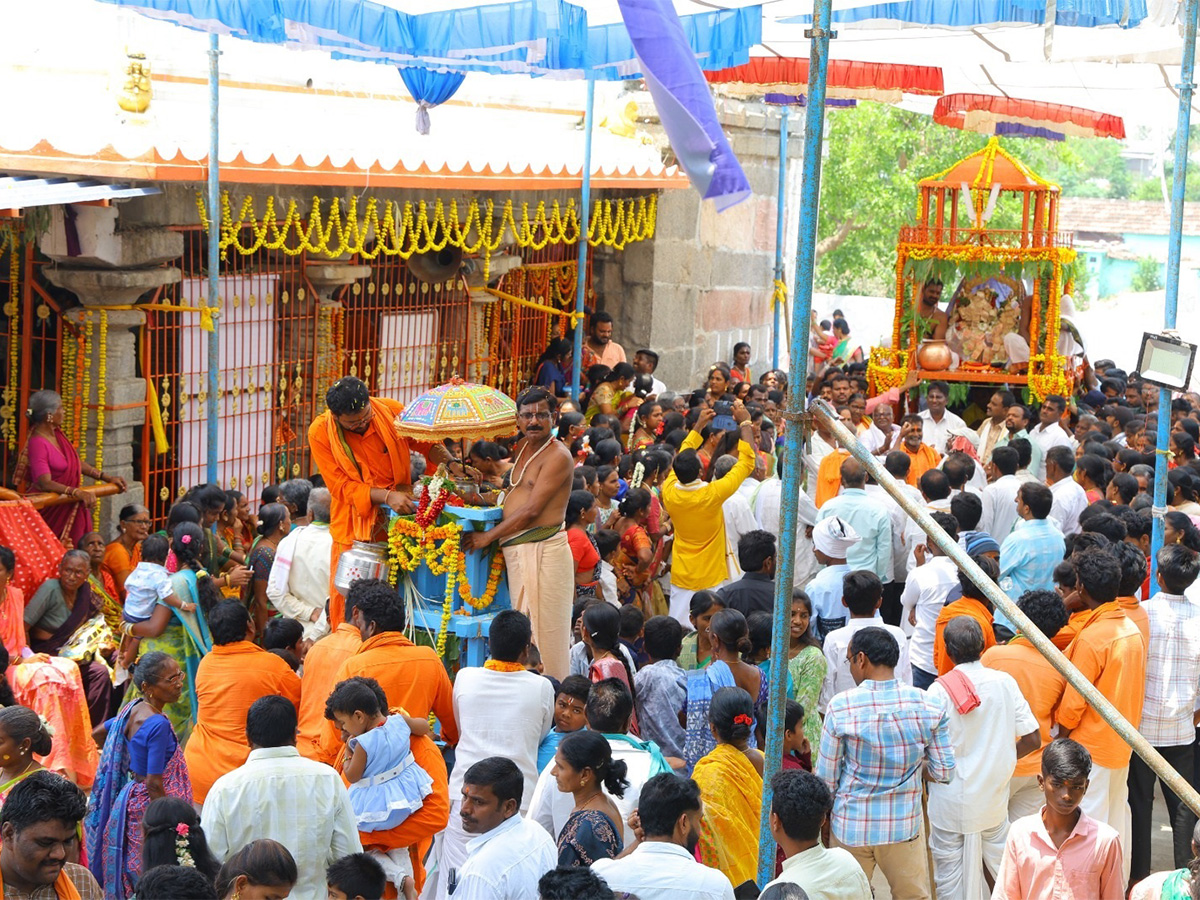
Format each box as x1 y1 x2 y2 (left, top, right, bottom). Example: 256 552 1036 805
325 676 435 899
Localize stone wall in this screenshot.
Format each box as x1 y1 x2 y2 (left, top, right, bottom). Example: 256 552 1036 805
593 99 804 393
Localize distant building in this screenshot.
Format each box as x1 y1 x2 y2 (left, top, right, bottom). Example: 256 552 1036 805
1058 198 1200 300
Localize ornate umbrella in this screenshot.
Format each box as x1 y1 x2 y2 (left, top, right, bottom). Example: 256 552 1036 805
393 377 517 441
933 93 1126 140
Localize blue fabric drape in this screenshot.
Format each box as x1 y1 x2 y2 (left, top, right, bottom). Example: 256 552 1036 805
783 0 1146 28
399 67 466 134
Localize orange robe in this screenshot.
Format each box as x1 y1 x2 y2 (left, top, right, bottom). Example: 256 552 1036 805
184 640 302 803
102 540 140 599
308 397 429 626
329 632 458 748
901 443 941 487
815 449 850 508
298 623 362 764
933 598 997 675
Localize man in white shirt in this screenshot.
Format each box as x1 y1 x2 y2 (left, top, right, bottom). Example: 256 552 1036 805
819 571 911 713
202 695 361 900
1046 445 1088 537
805 416 838 503
425 611 553 900
926 618 1040 900
634 349 667 396
266 487 333 643
713 454 759 555
591 773 735 900
979 446 1023 543
1029 395 1073 480
763 770 871 899
753 459 821 590
900 511 962 690
918 381 966 458
527 678 670 846
448 757 556 900
902 469 954 578
867 451 925 626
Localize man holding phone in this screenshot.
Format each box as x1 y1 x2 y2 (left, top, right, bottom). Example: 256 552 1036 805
661 400 757 627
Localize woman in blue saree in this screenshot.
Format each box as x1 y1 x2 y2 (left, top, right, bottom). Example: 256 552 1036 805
85 651 192 900
124 523 216 743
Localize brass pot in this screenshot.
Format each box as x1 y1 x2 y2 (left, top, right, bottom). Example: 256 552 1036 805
917 340 953 371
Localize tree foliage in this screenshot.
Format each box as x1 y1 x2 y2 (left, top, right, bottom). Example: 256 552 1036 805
814 104 1146 295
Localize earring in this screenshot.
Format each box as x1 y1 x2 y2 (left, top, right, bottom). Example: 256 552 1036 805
2 755 10 762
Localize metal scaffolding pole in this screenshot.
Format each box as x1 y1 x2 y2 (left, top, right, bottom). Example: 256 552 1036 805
756 0 833 883
1150 0 1198 583
570 72 596 406
205 33 221 486
811 396 1200 818
772 105 789 372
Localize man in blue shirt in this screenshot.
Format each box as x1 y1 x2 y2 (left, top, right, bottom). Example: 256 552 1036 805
997 482 1065 641
818 458 893 584
807 516 862 641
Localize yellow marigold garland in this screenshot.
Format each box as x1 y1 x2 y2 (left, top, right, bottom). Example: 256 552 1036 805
79 313 93 461
93 311 108 517
196 192 657 279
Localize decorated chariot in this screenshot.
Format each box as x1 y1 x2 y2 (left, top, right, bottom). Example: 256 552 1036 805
867 138 1083 403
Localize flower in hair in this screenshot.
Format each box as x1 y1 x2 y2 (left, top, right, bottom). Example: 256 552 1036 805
174 823 194 867
732 714 754 727
196 569 209 579
38 714 55 738
180 534 192 545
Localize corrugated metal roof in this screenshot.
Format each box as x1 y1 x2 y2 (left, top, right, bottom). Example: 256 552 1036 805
0 176 160 210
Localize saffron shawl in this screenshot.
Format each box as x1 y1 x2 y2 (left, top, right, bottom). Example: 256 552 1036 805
325 397 412 542
692 742 763 888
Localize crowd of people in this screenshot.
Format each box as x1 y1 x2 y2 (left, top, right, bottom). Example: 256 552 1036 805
0 311 1197 900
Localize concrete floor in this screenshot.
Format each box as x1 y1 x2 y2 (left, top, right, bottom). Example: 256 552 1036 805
868 782 1179 899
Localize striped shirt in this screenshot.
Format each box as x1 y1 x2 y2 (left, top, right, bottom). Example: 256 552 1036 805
1140 591 1200 746
816 678 955 847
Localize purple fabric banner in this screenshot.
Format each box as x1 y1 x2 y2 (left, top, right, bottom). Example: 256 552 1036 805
617 0 751 211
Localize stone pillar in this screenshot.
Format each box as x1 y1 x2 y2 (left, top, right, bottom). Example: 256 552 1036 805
40 207 182 536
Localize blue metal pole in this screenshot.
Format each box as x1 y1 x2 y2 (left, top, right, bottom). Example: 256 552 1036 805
1151 0 1198 582
571 72 596 405
757 0 834 884
772 106 789 371
206 33 220 486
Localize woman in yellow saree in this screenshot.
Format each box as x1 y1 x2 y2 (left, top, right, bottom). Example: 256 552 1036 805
691 685 763 890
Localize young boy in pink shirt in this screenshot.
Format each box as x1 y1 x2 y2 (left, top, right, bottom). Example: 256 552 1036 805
993 738 1124 900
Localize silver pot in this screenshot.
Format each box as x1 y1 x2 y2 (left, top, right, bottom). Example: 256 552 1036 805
333 541 390 596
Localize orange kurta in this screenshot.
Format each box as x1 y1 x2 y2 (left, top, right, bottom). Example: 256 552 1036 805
901 443 941 487
330 631 458 746
299 623 363 764
1117 595 1150 649
933 598 997 675
308 397 427 626
983 637 1068 777
815 449 850 508
184 641 302 803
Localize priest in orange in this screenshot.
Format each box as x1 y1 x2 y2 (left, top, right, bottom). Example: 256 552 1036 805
309 377 446 626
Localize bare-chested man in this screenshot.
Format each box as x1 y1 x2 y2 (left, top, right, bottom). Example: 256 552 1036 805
463 387 574 678
918 280 949 340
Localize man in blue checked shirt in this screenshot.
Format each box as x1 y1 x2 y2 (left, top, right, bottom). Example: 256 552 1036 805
816 626 955 900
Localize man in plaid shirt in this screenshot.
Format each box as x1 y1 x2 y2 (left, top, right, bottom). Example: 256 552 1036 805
816 626 955 900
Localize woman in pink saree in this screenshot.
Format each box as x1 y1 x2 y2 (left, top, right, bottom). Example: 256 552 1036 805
15 390 125 548
0 544 99 787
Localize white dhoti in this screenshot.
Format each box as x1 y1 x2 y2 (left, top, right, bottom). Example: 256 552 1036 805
502 529 573 680
1008 774 1043 822
929 819 1008 900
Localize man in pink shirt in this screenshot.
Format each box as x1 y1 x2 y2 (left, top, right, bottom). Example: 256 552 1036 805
585 311 627 369
993 738 1124 900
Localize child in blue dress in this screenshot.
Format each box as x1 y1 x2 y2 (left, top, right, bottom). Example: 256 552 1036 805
325 676 435 897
